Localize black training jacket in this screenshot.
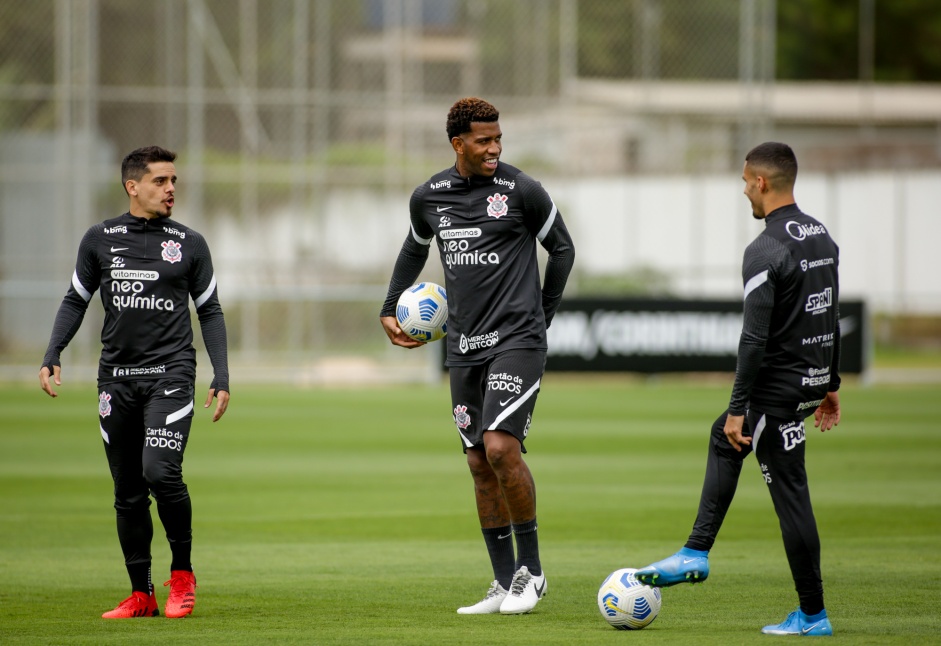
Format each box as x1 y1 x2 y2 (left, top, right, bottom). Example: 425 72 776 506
42 212 229 391
729 204 841 418
381 162 575 366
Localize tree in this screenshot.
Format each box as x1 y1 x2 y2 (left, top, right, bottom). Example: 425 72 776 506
777 0 941 81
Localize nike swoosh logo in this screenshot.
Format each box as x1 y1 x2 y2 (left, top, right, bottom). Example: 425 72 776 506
436 206 452 212
682 558 698 564
497 532 512 540
164 388 181 395
802 622 824 635
499 397 514 407
535 579 546 597
111 247 128 252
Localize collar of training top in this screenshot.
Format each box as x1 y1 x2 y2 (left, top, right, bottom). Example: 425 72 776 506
763 203 801 224
448 164 503 185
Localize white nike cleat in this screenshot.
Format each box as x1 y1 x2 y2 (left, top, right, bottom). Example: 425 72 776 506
499 566 547 614
456 580 508 615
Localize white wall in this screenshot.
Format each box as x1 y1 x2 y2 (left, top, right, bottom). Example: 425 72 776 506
277 169 940 314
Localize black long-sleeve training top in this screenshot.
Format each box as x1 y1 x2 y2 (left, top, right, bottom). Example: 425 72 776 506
42 212 229 391
729 204 841 418
381 162 575 367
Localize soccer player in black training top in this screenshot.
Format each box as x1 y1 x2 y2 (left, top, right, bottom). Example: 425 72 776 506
635 142 842 637
380 98 575 615
39 146 229 619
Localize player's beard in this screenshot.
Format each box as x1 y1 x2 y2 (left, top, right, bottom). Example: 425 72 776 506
748 198 765 219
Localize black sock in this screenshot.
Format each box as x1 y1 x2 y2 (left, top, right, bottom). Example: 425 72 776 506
127 562 152 595
169 540 193 572
800 594 825 617
512 518 541 576
481 525 516 589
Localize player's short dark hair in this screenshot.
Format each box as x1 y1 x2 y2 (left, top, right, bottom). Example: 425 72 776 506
745 142 798 190
446 97 499 141
121 146 177 192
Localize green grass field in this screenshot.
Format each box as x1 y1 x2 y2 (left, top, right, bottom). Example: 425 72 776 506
1 378 939 645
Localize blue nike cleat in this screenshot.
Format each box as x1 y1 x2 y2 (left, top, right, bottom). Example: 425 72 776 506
761 608 833 636
634 547 709 587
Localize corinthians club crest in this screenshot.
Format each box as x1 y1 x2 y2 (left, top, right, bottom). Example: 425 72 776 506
161 240 183 263
486 193 508 218
99 391 112 418
453 404 471 430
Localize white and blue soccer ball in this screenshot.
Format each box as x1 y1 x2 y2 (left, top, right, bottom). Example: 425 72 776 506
395 282 448 342
597 568 662 630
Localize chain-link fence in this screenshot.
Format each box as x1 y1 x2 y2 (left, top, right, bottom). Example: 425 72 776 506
2 0 939 382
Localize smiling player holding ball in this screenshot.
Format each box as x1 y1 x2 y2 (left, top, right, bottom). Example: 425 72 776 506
380 98 574 615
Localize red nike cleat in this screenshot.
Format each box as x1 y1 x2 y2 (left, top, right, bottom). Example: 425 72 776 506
164 570 197 618
101 590 159 618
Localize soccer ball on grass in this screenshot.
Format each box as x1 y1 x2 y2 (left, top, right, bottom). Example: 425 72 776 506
597 568 662 630
395 282 448 342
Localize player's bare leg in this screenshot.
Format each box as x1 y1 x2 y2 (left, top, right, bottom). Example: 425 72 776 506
480 430 546 614
458 447 513 614
481 431 535 523
467 446 512 527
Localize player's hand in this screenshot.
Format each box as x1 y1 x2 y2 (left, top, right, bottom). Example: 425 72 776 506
380 315 426 349
204 388 229 422
723 413 751 452
39 365 62 398
813 391 840 431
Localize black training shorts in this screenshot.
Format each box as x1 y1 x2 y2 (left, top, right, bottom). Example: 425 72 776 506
448 349 546 453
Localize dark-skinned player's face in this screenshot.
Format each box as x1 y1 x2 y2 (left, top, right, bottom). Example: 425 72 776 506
453 121 502 178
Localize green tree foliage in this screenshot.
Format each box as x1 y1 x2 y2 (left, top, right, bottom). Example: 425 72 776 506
872 0 941 81
577 0 940 82
577 1 634 78
777 0 941 81
777 0 858 80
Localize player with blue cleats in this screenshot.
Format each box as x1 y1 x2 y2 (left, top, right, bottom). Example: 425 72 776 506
634 547 709 587
761 608 833 636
